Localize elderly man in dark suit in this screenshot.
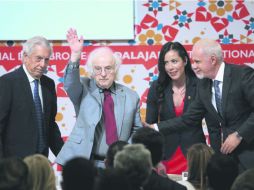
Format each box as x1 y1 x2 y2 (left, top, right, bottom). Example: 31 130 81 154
144 39 254 172
0 36 64 158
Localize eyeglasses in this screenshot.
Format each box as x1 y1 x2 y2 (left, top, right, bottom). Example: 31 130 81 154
93 66 114 75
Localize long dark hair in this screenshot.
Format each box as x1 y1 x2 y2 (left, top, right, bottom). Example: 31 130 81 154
157 42 195 101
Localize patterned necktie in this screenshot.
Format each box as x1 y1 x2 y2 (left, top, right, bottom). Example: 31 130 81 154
214 80 223 115
33 79 46 153
103 90 118 145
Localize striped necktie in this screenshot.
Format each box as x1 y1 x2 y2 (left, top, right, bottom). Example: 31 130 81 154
214 80 222 116
33 79 46 153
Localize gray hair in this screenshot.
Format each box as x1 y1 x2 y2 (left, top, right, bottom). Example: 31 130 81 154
114 144 152 188
194 39 223 64
22 36 52 62
86 47 122 78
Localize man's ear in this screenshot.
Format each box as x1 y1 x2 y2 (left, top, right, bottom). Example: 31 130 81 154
210 54 217 65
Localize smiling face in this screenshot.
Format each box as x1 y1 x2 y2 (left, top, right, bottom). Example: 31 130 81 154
91 50 116 89
23 45 50 79
164 50 186 81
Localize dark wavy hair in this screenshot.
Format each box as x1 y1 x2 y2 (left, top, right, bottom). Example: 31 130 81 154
157 42 195 101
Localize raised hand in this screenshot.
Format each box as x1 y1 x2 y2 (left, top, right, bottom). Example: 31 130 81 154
66 28 84 62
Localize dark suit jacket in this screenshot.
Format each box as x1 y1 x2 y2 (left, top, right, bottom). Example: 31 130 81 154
143 170 187 190
158 63 254 169
146 76 205 159
0 66 63 158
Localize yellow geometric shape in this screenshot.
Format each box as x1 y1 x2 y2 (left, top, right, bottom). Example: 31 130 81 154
225 3 233 12
192 37 201 44
217 8 225 16
55 112 63 122
146 30 155 38
209 4 217 12
240 34 253 44
169 0 181 11
123 75 133 84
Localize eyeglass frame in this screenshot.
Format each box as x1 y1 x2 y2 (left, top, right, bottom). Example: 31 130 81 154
92 65 115 75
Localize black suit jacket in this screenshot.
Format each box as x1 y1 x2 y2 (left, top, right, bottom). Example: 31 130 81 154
143 170 187 190
0 66 63 158
146 76 205 159
158 63 254 169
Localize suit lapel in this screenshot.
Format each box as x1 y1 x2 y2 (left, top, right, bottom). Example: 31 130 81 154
18 67 36 111
221 64 231 119
184 76 196 111
114 85 125 136
202 79 222 121
164 83 175 117
40 76 49 117
90 79 102 105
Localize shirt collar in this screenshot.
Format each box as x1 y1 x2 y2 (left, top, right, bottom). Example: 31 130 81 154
98 82 116 94
214 62 225 83
23 64 37 83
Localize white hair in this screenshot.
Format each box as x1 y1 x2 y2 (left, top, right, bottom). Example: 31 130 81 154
22 36 52 62
86 47 122 78
194 39 223 64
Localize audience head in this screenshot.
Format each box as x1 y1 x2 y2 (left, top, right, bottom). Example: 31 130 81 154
187 143 214 190
0 157 28 190
132 127 164 166
191 38 223 79
86 47 122 89
114 144 152 189
22 36 52 79
231 168 254 190
24 154 56 190
206 153 238 190
105 140 128 168
62 157 96 190
95 168 131 190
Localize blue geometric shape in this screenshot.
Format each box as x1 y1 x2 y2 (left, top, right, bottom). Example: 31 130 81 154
197 1 206 7
157 23 163 30
128 40 136 45
222 37 230 44
147 39 154 45
227 15 234 22
83 40 91 46
58 77 64 83
152 1 159 8
152 75 158 81
179 15 187 23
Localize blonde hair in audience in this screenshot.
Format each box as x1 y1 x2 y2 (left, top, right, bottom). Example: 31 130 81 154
187 143 214 190
24 154 56 190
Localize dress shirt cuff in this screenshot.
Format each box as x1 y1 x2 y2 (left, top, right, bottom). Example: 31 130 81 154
235 131 243 141
154 123 159 131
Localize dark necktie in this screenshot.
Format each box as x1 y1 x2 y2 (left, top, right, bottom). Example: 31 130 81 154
103 90 118 145
33 79 46 153
214 80 222 116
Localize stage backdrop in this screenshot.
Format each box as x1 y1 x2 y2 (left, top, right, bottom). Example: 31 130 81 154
0 0 254 184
